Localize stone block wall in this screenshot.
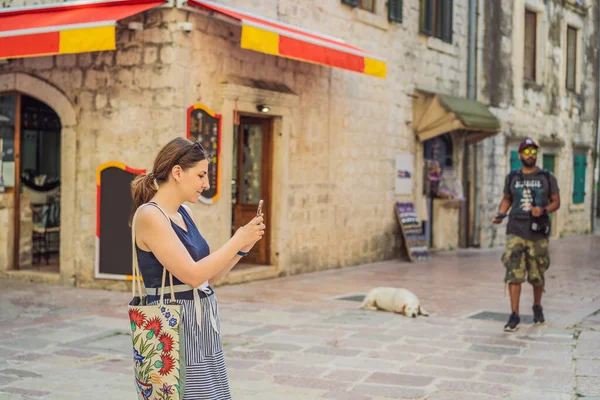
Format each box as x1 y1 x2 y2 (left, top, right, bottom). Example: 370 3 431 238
1 0 474 286
478 0 598 248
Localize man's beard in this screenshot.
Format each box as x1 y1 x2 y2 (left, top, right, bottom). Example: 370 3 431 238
521 158 536 168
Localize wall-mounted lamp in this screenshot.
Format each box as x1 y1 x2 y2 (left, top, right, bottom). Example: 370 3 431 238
127 22 144 31
257 104 270 113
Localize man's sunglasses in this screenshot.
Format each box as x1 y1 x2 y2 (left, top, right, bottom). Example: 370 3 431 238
522 148 537 155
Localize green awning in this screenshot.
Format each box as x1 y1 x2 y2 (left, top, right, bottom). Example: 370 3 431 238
413 90 501 144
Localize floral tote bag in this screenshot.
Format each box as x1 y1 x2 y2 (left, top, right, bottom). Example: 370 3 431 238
128 205 185 400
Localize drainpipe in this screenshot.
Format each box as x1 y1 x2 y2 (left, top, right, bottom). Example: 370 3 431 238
467 0 479 246
593 2 600 232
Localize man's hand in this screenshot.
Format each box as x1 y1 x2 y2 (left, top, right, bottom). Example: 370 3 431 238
492 213 506 224
531 207 544 217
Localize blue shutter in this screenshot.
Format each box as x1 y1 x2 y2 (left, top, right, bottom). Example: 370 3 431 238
542 154 556 173
388 0 403 23
510 150 521 171
342 0 359 6
572 155 586 204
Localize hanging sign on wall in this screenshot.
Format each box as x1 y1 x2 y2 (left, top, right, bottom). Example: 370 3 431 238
187 104 222 204
95 161 145 280
395 153 414 195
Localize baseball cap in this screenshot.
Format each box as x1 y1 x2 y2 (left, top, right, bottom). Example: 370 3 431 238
518 138 539 153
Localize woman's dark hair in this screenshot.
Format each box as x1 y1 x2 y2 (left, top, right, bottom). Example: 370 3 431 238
131 137 209 217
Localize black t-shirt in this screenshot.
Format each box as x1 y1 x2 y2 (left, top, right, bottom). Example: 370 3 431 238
503 168 559 241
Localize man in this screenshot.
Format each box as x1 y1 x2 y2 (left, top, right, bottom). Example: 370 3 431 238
492 138 561 332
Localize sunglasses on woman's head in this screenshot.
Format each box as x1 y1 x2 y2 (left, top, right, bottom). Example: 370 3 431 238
522 148 537 155
178 140 206 161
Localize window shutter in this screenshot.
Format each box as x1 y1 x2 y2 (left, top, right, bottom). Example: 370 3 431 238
542 154 555 173
510 150 521 171
420 0 433 35
441 0 453 43
341 0 359 6
572 155 586 204
388 0 403 23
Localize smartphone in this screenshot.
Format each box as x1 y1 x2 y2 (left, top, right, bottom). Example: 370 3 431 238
257 199 264 216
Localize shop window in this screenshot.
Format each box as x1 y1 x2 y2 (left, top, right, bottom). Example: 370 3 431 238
424 134 460 199
425 134 453 167
0 96 16 190
420 0 453 43
572 154 587 204
566 25 577 91
20 96 62 185
524 9 537 82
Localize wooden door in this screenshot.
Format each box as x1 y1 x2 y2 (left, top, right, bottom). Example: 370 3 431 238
231 117 272 265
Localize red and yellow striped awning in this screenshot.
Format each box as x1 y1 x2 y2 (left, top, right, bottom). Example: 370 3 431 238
186 0 387 78
0 0 165 60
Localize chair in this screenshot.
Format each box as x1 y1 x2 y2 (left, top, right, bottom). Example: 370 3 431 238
31 196 60 265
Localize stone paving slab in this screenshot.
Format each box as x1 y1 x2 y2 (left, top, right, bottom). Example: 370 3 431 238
0 235 599 399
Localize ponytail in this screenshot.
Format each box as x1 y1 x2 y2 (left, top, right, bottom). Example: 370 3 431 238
130 173 158 224
128 137 208 224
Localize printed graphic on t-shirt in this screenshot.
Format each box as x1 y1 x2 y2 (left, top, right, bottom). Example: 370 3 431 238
513 179 545 213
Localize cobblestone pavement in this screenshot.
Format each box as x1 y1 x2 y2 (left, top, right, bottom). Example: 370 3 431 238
1 235 599 399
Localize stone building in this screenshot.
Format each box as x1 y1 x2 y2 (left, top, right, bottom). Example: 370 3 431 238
476 0 599 247
0 0 597 289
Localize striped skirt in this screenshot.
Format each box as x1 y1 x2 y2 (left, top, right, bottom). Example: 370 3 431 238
148 287 231 400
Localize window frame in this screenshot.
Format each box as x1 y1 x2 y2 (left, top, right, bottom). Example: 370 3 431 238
565 25 577 92
420 0 453 44
523 8 538 83
358 0 375 13
341 0 360 7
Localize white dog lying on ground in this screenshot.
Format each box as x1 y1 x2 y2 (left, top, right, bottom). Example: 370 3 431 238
360 287 429 318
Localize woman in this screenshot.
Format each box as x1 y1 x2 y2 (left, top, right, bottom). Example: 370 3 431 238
131 137 265 399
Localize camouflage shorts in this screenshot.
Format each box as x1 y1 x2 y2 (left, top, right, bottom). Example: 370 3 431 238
501 235 550 287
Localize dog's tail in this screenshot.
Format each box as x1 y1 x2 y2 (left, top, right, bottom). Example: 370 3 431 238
359 293 371 309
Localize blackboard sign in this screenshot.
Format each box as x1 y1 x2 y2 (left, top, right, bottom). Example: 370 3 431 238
95 162 145 280
187 104 222 204
395 202 430 262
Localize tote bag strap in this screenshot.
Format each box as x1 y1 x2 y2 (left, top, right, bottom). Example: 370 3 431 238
131 202 175 305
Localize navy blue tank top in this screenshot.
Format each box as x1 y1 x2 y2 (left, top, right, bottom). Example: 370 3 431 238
136 202 210 288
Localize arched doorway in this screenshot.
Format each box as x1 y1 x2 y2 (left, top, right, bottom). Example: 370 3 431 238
0 93 61 272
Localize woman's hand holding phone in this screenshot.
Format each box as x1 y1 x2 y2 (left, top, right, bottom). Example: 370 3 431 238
235 215 265 248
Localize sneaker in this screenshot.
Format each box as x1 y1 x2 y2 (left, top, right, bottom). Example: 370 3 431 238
533 305 545 325
504 312 520 332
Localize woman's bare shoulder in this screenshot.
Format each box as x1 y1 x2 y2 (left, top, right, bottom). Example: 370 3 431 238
136 204 170 227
